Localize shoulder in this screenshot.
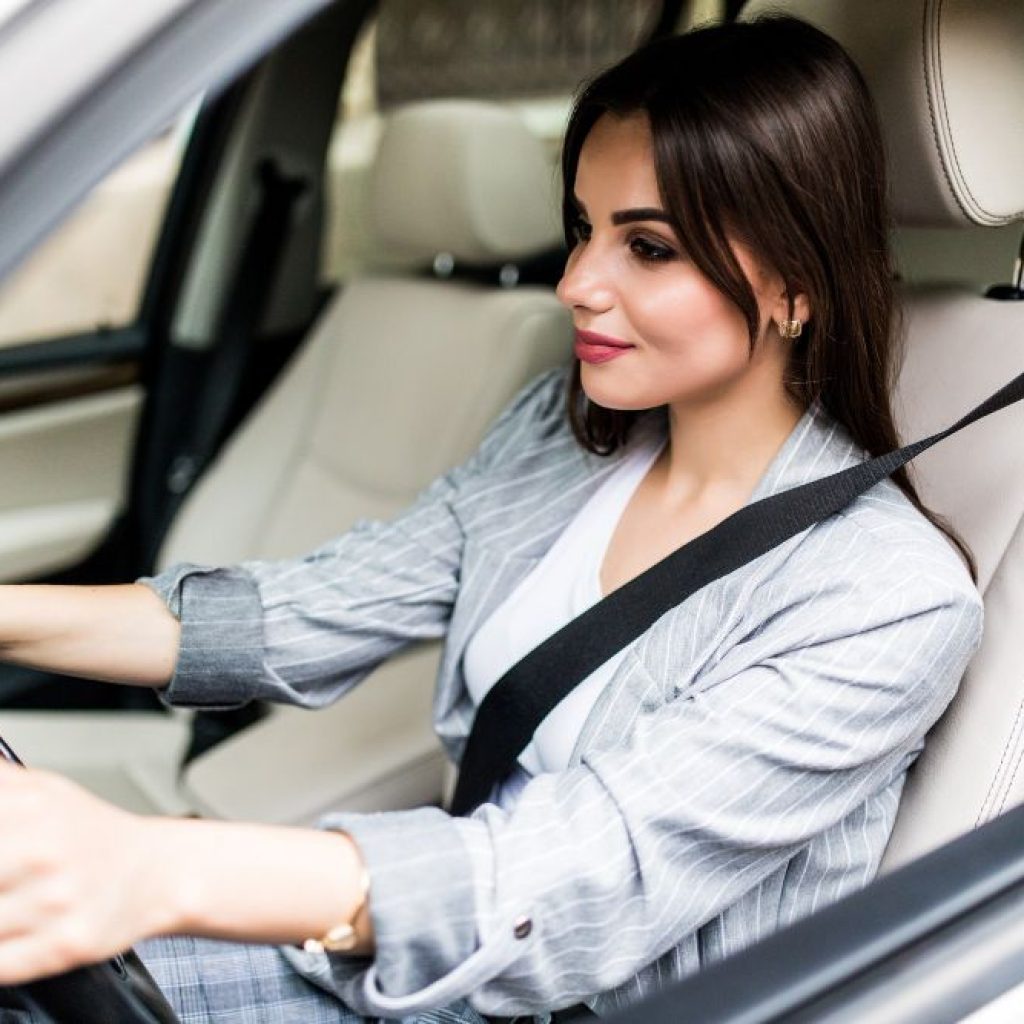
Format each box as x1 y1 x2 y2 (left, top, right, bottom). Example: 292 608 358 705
469 364 576 473
735 401 982 656
767 471 983 664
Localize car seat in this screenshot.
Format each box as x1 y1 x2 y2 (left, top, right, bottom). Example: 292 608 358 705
2 99 573 822
742 0 1024 868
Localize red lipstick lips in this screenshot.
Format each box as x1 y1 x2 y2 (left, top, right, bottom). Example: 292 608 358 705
574 329 634 365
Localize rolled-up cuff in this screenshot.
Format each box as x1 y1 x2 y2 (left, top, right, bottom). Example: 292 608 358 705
293 805 524 1017
325 807 478 990
136 563 264 709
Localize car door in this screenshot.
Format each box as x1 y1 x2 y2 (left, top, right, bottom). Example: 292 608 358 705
0 0 339 713
0 130 178 588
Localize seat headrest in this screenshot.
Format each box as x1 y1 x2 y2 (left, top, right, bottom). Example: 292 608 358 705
369 100 562 265
741 0 1024 228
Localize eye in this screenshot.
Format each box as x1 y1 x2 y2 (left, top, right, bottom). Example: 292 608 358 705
628 233 676 263
570 216 592 246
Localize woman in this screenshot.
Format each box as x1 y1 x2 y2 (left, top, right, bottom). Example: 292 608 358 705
0 14 982 1024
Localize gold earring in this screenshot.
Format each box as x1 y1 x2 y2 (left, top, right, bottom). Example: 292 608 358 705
776 318 803 339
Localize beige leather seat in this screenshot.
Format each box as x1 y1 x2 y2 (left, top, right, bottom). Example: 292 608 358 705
4 99 572 821
744 0 1024 868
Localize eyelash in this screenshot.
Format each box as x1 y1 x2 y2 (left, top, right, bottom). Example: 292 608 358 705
628 233 676 263
569 216 677 265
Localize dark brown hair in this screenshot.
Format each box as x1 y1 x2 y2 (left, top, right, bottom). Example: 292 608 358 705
561 15 974 575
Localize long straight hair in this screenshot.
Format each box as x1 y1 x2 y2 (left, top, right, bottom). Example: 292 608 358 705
561 15 974 576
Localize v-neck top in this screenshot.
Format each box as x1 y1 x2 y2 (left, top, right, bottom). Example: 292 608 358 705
462 432 668 808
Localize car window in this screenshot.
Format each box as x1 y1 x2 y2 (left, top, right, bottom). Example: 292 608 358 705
0 108 192 349
321 0 725 282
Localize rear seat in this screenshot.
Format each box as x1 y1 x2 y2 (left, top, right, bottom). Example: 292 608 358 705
744 0 1024 867
3 99 572 821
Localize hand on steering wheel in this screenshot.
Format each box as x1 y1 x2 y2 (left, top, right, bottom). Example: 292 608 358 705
0 759 168 986
0 735 179 1023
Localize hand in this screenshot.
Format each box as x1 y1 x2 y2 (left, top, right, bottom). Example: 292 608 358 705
0 762 167 984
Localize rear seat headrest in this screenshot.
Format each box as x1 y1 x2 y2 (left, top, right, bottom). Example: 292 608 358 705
370 100 563 265
742 0 1024 229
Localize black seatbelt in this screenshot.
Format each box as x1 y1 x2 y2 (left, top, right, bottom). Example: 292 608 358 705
450 368 1024 817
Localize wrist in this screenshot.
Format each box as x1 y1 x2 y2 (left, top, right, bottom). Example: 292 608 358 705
302 832 371 954
139 815 204 938
135 816 375 952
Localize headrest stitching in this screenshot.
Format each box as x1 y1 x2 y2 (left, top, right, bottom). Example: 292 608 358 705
935 0 982 215
936 0 993 221
928 0 1023 225
921 0 971 224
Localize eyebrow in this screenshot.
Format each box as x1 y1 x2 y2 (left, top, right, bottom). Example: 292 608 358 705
570 196 674 227
610 208 674 226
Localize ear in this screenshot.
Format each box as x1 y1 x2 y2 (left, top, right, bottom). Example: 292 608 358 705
788 289 811 325
769 286 811 332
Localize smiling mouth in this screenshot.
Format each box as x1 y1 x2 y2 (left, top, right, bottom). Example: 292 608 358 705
574 329 635 365
575 329 632 348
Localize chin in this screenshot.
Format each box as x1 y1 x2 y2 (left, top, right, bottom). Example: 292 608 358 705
579 371 657 413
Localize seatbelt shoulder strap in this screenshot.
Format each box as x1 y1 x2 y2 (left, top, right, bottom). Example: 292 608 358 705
450 369 1024 816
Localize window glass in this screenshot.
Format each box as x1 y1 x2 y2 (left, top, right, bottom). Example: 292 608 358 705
0 115 190 349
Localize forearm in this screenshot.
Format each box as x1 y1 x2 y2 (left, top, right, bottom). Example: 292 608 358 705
147 816 374 954
0 582 180 688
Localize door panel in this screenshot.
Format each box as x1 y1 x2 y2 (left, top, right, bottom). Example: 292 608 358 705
0 119 184 583
0 382 142 580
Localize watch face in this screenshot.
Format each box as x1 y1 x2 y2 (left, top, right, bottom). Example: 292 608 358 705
323 924 358 952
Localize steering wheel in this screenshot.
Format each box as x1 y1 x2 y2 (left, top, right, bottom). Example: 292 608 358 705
0 734 180 1024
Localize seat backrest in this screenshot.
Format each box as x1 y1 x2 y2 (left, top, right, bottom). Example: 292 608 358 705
160 100 573 823
744 0 1024 868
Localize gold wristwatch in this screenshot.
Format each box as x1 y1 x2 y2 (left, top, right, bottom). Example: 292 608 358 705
302 864 371 954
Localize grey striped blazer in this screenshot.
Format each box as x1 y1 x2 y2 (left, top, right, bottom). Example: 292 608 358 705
141 365 983 1020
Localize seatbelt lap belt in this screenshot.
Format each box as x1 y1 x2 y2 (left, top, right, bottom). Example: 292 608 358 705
450 369 1024 816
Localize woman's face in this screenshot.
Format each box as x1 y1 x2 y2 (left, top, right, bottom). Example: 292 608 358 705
556 112 798 413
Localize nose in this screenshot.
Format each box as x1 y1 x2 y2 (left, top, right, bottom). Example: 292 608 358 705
555 244 615 315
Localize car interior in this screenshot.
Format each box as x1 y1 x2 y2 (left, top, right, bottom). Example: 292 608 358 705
0 0 1021 1018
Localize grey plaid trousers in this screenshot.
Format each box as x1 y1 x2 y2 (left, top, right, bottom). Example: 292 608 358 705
134 936 489 1024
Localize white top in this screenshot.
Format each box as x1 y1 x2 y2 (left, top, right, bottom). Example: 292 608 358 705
463 433 667 809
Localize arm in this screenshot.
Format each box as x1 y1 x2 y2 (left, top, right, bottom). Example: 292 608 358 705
0 765 375 984
308 562 984 1018
0 582 180 687
139 366 567 712
0 367 567 705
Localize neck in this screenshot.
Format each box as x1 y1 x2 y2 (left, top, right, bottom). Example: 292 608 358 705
660 376 805 508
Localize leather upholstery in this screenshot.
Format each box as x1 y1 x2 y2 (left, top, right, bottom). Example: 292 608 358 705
883 289 1024 869
163 101 572 822
743 0 1024 228
746 0 1024 868
369 99 563 264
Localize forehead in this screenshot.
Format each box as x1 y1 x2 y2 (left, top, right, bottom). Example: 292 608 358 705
574 112 661 208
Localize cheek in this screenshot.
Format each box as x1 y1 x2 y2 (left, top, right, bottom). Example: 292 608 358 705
635 276 751 369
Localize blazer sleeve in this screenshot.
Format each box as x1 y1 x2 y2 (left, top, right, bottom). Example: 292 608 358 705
305 555 983 1019
136 365 568 710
